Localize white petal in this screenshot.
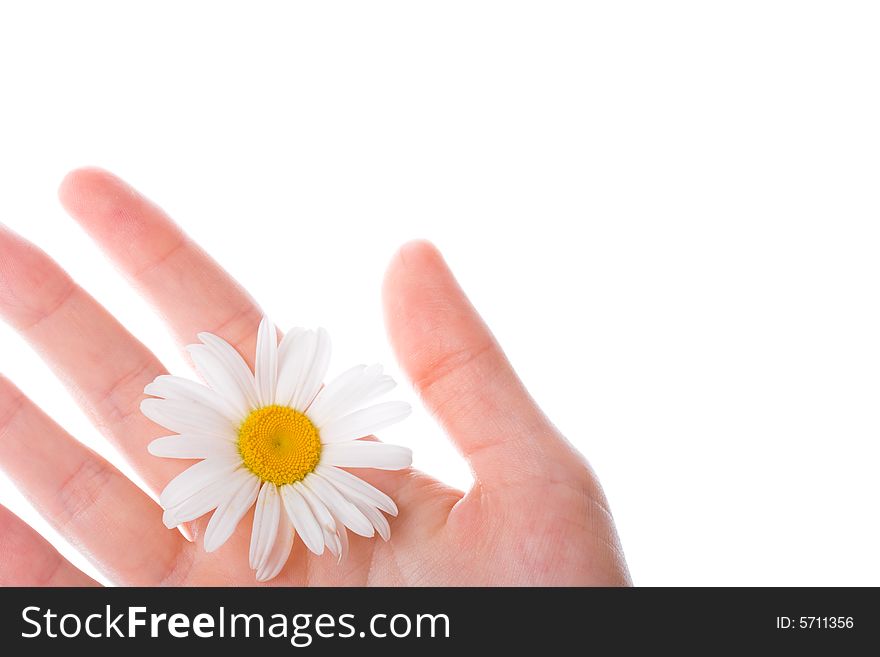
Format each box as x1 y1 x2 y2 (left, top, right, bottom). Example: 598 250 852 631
143 375 239 424
197 332 259 410
256 509 294 582
324 529 341 559
310 490 348 561
315 464 398 515
318 401 411 444
321 441 412 471
330 512 349 563
148 434 239 459
141 398 238 440
162 508 180 529
280 483 324 556
308 364 396 427
307 365 365 424
250 482 281 570
294 480 336 533
292 327 331 411
162 475 235 528
187 344 250 419
304 473 374 538
275 329 315 408
254 317 278 407
159 457 241 508
277 327 305 365
320 515 344 561
204 472 260 552
350 496 391 541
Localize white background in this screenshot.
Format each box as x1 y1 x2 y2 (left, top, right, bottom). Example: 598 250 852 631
1 2 878 586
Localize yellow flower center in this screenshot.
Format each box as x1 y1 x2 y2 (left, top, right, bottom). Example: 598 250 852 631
237 405 321 485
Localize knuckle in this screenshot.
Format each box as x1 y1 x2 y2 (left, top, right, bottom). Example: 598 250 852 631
91 356 163 429
0 387 26 442
412 338 496 397
55 457 115 529
18 279 78 333
210 303 264 354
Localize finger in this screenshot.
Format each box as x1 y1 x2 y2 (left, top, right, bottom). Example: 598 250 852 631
58 167 264 364
0 226 184 493
0 504 99 586
0 375 184 584
382 240 575 488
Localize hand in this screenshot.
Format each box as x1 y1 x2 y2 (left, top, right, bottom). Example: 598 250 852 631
0 169 629 586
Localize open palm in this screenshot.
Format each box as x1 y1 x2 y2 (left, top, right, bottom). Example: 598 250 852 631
0 169 629 586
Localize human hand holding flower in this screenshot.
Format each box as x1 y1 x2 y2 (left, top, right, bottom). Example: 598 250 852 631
0 169 629 586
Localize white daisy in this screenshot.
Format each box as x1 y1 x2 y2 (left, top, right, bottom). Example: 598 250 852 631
140 317 412 581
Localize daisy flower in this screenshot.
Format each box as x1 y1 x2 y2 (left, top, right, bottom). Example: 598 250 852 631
140 317 412 581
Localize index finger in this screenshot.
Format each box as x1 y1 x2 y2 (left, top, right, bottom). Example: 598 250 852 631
58 168 265 362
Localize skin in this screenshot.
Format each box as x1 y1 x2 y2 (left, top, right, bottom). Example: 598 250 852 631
0 168 630 586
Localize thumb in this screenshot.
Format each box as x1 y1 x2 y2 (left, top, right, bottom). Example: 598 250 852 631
382 240 576 490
